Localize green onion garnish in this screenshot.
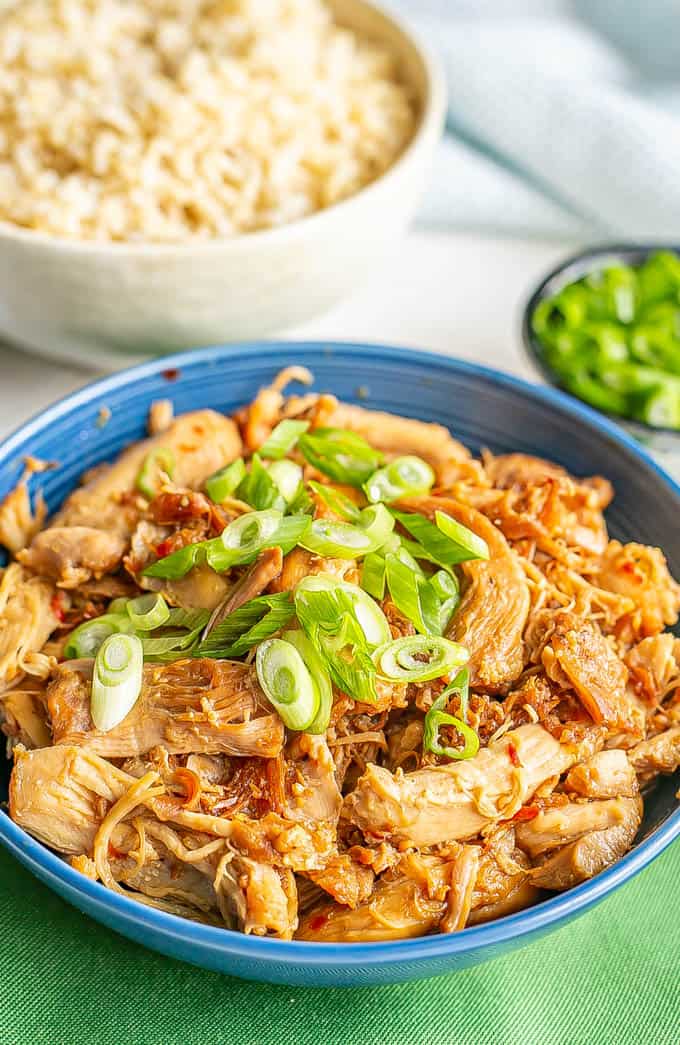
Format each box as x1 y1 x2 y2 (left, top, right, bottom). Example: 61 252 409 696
430 569 460 631
308 481 361 522
141 541 204 580
125 593 170 631
205 458 246 503
384 552 442 636
310 618 379 704
237 454 286 512
423 687 479 762
435 511 489 561
195 593 295 659
364 455 435 504
136 448 175 500
286 483 315 516
361 552 386 600
373 635 468 684
298 427 383 486
143 510 311 579
299 503 394 559
442 666 471 723
140 625 205 662
283 629 333 734
90 633 144 732
256 638 320 731
206 512 311 573
391 508 489 566
295 575 391 649
293 577 381 703
300 519 372 558
267 459 303 504
165 607 212 631
258 419 310 459
63 613 135 660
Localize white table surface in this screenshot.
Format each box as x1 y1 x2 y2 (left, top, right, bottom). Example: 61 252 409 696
0 230 570 440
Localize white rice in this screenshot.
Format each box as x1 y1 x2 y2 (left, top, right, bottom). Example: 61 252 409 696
0 0 416 242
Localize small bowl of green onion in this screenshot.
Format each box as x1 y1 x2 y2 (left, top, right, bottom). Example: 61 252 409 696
523 245 680 471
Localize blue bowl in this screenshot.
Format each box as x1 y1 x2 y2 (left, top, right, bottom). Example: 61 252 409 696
1 341 679 987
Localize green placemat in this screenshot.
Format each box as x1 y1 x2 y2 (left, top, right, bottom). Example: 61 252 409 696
0 841 678 1045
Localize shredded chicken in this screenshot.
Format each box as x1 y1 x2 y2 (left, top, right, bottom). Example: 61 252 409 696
0 564 58 688
3 370 677 943
47 658 284 758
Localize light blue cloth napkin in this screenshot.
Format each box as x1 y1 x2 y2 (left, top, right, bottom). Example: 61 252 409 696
385 1 680 238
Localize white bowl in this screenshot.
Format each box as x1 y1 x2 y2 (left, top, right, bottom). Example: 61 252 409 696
0 0 445 368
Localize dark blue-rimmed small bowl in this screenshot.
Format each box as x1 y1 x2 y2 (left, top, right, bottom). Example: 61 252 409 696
522 243 680 471
1 341 679 987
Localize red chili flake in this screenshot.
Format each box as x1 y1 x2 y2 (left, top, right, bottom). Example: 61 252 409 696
507 742 520 767
309 914 329 932
512 805 539 823
161 367 180 381
154 538 175 559
108 842 125 859
50 592 66 623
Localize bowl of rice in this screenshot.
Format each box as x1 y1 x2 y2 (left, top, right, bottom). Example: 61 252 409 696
0 0 445 366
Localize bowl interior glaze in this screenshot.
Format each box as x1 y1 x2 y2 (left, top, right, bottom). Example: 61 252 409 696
0 342 678 986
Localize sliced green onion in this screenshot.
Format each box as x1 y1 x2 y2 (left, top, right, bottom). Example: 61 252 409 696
136 448 175 500
91 633 144 732
256 638 319 731
307 619 379 704
143 510 310 580
435 511 489 562
430 569 458 601
423 688 479 762
267 460 303 504
284 629 333 734
299 503 393 559
237 454 285 512
205 458 246 503
373 635 468 683
205 512 311 573
308 480 361 522
221 509 282 553
258 419 310 459
140 626 204 661
166 607 211 631
385 552 442 635
63 613 135 660
361 552 386 600
391 509 489 566
125 592 170 631
441 666 471 723
298 428 383 486
195 593 295 658
358 503 394 548
300 518 373 558
294 575 391 649
293 578 380 702
364 456 435 503
108 597 130 615
286 483 315 516
142 541 205 580
430 569 460 631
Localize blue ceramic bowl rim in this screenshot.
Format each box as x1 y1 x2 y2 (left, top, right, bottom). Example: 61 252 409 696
1 340 679 973
520 241 680 438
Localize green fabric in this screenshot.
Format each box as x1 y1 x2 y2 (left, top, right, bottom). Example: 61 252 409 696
0 842 678 1045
